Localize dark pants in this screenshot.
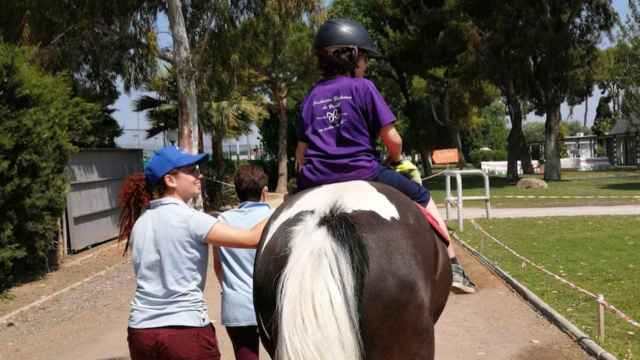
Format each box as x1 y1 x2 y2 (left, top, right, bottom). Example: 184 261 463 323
226 326 259 360
370 166 430 206
128 324 220 360
297 166 430 206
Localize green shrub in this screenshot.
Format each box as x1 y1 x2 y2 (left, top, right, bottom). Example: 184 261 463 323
0 43 98 291
469 149 507 168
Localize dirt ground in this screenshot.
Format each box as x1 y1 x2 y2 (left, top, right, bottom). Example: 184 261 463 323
0 234 590 360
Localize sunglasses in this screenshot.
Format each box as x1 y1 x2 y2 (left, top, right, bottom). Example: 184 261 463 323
171 166 201 177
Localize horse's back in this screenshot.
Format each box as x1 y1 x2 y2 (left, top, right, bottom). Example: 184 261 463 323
254 181 451 360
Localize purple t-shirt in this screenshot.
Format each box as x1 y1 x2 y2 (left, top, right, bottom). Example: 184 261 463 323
297 76 395 187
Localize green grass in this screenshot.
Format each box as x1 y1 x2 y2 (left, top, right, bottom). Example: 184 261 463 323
455 216 640 359
426 169 640 208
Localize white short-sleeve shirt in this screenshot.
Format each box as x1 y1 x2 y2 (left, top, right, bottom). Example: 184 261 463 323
128 197 217 328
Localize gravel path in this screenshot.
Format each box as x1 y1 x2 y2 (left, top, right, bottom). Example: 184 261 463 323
2 203 633 359
0 246 589 360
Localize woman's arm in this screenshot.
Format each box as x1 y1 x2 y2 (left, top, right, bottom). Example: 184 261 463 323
205 219 267 248
379 124 403 163
295 141 308 171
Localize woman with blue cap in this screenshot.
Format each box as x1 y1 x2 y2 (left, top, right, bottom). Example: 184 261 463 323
118 146 267 360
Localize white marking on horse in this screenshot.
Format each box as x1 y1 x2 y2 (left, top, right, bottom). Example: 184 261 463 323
261 181 399 252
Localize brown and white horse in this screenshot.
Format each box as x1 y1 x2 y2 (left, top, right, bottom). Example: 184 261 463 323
254 181 451 360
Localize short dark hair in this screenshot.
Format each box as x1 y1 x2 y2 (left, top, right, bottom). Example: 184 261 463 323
234 164 268 201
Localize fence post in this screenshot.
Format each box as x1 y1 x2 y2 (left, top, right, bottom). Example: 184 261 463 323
597 294 605 342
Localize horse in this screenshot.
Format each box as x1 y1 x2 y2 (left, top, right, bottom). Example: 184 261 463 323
253 180 452 360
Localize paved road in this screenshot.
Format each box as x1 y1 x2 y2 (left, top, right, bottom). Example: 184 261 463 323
441 204 640 220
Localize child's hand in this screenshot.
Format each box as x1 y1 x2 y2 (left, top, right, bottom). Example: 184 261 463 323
390 159 423 184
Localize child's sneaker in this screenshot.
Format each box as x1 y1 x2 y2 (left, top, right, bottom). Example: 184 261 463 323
451 263 476 294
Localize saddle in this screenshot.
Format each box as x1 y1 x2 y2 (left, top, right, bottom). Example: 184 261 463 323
415 204 450 246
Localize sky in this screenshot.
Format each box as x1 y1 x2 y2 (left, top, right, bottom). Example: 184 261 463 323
112 1 631 149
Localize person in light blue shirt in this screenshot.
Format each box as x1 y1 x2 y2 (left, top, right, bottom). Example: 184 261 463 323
118 147 267 360
214 164 272 360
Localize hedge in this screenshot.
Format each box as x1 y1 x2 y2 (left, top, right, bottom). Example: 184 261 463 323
0 43 98 291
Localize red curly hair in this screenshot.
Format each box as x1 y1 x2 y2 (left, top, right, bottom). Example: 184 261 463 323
118 172 153 254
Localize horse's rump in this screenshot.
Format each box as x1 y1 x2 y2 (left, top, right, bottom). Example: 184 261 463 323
254 181 451 360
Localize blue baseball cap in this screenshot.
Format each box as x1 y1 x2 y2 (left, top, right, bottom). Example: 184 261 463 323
144 146 208 184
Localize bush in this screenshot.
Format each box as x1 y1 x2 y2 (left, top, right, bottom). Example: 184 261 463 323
0 43 98 291
469 149 507 168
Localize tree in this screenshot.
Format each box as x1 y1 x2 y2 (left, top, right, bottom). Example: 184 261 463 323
608 0 640 135
1 1 162 146
330 0 497 172
462 1 550 180
525 1 616 180
242 1 319 193
524 122 546 144
0 43 101 290
380 0 486 166
462 101 509 155
592 96 615 136
132 70 179 141
204 96 269 171
595 47 624 119
166 0 199 153
565 120 592 136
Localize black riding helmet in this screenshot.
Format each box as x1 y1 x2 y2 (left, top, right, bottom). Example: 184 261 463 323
314 19 380 58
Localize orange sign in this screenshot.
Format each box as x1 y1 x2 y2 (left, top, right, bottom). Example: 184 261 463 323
431 148 460 165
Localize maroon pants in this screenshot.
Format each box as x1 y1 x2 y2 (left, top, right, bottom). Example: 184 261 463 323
226 326 259 360
128 324 220 360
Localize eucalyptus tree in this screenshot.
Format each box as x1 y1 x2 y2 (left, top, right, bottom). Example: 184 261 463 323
241 0 320 193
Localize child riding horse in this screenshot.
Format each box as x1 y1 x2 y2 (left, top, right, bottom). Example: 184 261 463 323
253 181 452 360
295 18 476 294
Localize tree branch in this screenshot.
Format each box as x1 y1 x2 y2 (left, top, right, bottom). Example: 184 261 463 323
158 48 175 64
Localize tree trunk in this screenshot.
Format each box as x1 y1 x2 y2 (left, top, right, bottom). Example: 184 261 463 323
274 91 289 194
505 86 534 180
420 148 433 177
520 140 534 174
443 86 466 167
584 94 588 128
544 104 562 181
166 0 198 154
505 84 522 181
211 130 225 172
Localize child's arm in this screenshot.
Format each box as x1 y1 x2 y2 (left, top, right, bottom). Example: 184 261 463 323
296 141 308 171
380 124 403 163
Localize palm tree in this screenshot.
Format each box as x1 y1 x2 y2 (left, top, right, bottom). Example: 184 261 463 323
132 69 179 143
203 94 268 171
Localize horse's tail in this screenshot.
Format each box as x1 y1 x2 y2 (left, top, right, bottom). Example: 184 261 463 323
276 204 369 360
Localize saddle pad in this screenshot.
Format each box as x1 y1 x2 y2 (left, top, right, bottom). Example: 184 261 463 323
416 204 450 246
